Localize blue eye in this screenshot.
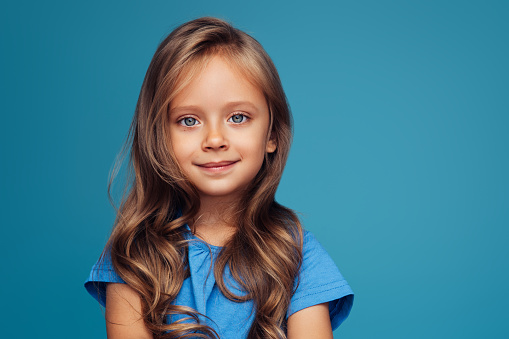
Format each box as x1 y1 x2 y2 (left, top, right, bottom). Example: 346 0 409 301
180 117 198 126
229 114 247 124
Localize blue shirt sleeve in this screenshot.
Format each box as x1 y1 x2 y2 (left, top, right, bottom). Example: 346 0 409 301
288 231 354 330
84 251 126 307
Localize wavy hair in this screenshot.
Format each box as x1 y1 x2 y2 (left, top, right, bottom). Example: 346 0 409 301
105 17 303 338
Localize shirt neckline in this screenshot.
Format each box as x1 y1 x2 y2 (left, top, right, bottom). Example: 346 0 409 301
185 224 224 253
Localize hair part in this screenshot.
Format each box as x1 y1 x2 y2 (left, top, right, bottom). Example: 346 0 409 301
106 17 303 339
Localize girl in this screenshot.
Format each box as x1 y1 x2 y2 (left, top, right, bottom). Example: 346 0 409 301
85 17 353 339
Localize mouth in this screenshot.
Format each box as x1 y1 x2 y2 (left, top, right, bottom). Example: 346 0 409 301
196 160 239 172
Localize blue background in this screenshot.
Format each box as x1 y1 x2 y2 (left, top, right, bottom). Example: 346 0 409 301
1 0 507 338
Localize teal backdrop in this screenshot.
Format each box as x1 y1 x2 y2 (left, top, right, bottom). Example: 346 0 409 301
1 0 507 338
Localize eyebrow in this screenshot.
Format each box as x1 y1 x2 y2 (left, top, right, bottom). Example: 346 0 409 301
225 101 261 112
170 101 262 115
169 105 201 115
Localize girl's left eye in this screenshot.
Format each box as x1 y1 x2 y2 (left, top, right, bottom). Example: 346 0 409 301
228 114 247 124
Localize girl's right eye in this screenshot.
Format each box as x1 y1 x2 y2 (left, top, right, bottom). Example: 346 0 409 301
179 117 198 127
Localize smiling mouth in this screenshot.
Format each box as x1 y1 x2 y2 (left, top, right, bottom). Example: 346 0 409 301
196 160 239 172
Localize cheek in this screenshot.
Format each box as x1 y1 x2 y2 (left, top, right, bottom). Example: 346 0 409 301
238 138 267 164
169 133 194 165
238 130 270 161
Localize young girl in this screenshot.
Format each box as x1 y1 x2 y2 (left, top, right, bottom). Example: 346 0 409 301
85 17 353 339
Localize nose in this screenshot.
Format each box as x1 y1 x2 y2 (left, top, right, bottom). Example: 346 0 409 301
202 125 229 151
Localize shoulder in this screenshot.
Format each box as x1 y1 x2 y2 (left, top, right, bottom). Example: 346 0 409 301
300 231 343 277
302 230 331 259
289 230 354 330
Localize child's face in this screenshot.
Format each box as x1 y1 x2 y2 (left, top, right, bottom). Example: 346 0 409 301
169 55 276 201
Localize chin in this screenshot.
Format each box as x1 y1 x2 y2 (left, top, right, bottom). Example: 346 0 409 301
198 186 245 200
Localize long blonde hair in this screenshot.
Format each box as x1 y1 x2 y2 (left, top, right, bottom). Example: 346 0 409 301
106 17 303 338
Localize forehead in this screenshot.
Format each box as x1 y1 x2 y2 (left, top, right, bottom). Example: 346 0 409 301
170 55 268 113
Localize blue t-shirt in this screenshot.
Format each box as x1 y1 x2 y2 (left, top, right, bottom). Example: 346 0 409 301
85 230 353 338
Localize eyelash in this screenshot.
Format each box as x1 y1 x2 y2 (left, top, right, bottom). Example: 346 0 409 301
228 113 249 124
178 117 199 127
177 113 249 127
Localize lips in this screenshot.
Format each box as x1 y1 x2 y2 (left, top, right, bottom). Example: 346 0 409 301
197 160 238 168
196 160 239 170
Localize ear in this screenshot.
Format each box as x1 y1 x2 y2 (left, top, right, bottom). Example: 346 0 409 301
266 139 277 153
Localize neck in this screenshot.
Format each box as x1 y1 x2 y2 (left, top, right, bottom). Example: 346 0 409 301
190 194 241 247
